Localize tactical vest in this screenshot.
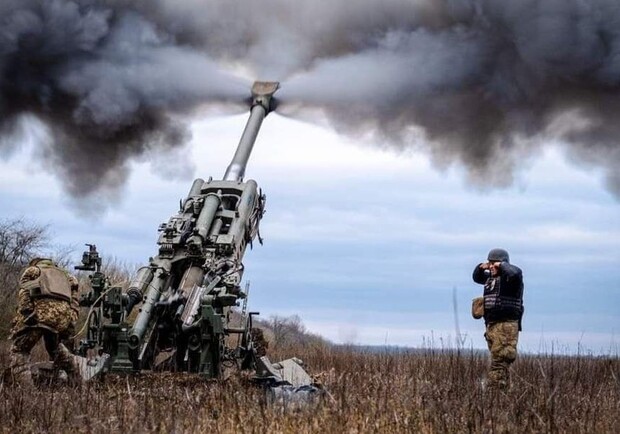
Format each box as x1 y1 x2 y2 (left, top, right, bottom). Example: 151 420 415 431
23 264 72 302
483 274 523 322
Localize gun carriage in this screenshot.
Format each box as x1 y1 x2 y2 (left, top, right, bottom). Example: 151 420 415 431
77 82 281 379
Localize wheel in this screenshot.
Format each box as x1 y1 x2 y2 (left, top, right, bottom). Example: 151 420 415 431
87 310 101 345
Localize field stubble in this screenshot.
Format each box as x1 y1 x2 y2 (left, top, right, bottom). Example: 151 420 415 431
0 343 618 433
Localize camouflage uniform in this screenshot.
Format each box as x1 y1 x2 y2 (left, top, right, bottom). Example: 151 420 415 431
7 259 81 386
484 320 519 388
473 249 524 389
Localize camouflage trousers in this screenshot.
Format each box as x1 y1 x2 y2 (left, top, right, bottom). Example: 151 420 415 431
8 328 80 386
7 299 79 386
484 320 519 389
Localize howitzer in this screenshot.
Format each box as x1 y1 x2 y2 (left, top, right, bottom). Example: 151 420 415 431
74 244 128 360
79 82 302 381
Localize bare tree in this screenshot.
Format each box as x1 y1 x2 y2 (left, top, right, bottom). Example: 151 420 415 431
264 314 330 348
0 218 52 299
267 315 302 347
0 218 49 269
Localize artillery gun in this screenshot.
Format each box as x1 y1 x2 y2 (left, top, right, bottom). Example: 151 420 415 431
77 82 313 385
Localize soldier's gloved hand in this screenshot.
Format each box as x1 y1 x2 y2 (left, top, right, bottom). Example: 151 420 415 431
24 312 38 326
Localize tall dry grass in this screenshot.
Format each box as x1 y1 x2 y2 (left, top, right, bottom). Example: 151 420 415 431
0 343 618 433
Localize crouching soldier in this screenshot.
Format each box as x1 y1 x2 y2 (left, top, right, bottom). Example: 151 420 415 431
472 248 524 390
7 258 81 386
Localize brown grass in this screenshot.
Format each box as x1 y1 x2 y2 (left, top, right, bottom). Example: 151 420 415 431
1 342 618 433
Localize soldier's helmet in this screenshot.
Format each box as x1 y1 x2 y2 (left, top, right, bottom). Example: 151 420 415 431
28 257 54 266
487 248 509 263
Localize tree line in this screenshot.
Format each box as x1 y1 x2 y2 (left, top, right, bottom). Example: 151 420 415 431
0 217 328 349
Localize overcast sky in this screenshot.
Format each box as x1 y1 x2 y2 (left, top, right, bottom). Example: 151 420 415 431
1 112 618 354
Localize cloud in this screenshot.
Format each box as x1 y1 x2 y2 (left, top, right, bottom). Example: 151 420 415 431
3 1 620 201
1 114 618 352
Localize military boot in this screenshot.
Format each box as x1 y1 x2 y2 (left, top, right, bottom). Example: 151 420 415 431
55 344 82 386
8 352 34 387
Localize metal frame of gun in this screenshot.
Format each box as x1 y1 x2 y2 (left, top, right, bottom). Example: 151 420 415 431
74 244 128 358
78 82 279 378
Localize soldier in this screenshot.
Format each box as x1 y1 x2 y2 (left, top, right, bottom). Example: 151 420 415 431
7 258 81 386
472 248 524 389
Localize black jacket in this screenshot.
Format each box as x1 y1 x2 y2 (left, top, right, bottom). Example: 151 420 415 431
472 262 524 324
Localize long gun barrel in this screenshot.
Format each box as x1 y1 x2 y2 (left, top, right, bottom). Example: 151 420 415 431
224 81 279 182
75 81 319 390
114 81 279 375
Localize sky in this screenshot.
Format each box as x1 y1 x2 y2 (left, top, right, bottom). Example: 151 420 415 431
1 112 618 355
2 1 620 356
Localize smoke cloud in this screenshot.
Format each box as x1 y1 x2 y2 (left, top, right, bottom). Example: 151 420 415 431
276 0 620 195
2 0 620 198
0 0 248 197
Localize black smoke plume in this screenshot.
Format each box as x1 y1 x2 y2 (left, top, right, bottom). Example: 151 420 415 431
2 0 620 198
0 0 248 197
276 0 620 196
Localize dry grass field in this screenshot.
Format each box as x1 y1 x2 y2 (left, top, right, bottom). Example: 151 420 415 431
1 342 618 433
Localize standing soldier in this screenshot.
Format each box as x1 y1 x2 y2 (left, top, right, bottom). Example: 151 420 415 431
7 258 81 386
472 248 524 389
